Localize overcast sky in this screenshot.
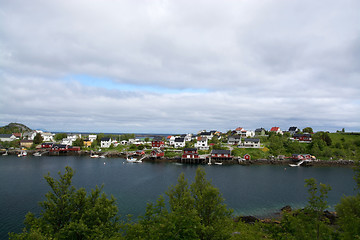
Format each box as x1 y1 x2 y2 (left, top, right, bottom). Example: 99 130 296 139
1 0 359 134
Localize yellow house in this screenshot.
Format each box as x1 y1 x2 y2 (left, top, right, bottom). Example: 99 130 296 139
83 139 92 148
20 140 33 149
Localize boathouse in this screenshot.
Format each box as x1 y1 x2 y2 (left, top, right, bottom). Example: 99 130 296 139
210 149 232 163
181 148 201 164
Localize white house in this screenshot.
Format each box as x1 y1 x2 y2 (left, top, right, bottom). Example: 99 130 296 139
168 136 176 146
240 138 261 148
174 138 186 148
195 137 209 150
270 127 283 135
227 135 241 145
88 135 97 142
41 132 55 142
61 138 74 146
200 131 213 140
0 134 17 142
101 137 112 148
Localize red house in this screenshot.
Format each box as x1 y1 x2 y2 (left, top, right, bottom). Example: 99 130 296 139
181 148 201 164
182 148 199 159
211 149 232 161
152 136 165 149
293 133 312 142
41 142 54 149
151 149 164 158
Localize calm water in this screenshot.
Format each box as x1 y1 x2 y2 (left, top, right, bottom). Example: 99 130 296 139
0 155 356 239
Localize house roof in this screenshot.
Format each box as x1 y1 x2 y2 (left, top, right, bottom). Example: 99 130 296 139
175 138 185 142
293 133 311 137
288 127 298 131
212 149 231 154
235 127 244 131
0 134 13 138
101 137 111 141
184 148 197 151
228 135 241 140
270 127 280 132
243 138 260 143
201 132 212 136
255 128 265 132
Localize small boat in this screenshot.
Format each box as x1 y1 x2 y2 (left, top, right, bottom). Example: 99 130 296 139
99 155 106 159
214 162 223 165
33 152 42 157
2 150 8 156
126 157 142 163
90 154 99 158
18 150 27 157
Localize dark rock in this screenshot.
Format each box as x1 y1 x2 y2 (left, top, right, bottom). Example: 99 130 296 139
238 216 259 223
281 205 292 213
323 210 337 225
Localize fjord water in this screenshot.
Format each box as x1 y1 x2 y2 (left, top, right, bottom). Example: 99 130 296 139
0 155 356 238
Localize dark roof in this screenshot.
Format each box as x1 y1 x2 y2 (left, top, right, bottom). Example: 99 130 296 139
175 138 185 142
211 149 231 154
201 132 211 136
52 144 67 148
293 133 311 137
243 138 260 143
255 128 265 132
0 134 13 138
289 127 298 131
184 148 197 151
228 135 241 140
101 137 111 141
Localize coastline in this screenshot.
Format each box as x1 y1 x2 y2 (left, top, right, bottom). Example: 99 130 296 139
2 149 356 167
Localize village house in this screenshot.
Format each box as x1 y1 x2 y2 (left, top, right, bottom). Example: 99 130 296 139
23 131 37 140
235 127 255 137
288 127 300 135
41 142 54 148
227 135 241 145
181 148 201 164
100 137 112 148
167 136 176 146
211 149 232 162
151 149 164 158
12 133 22 139
20 140 33 148
255 128 266 136
240 138 261 148
41 132 55 142
293 133 312 142
61 138 74 146
83 139 92 148
174 137 186 148
195 137 209 150
152 136 165 149
270 127 283 135
88 135 97 142
199 131 214 140
0 134 17 142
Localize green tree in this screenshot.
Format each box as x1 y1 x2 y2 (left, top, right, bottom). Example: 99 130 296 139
126 168 233 240
303 127 313 133
190 168 233 240
33 133 43 144
54 133 67 141
335 161 360 239
9 166 121 239
73 138 84 148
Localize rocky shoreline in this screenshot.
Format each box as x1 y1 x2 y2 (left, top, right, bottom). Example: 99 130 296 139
1 149 356 167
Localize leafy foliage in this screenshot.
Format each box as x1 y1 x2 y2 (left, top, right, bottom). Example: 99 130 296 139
9 167 121 239
125 167 233 240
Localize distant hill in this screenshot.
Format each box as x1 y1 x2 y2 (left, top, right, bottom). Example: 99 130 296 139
0 123 32 134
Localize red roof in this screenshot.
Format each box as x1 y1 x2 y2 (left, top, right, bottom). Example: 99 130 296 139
235 127 244 131
270 127 280 132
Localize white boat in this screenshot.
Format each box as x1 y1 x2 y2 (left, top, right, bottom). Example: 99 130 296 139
99 155 106 159
126 157 142 163
90 154 99 158
18 150 27 157
2 150 8 156
33 152 42 157
214 162 223 165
